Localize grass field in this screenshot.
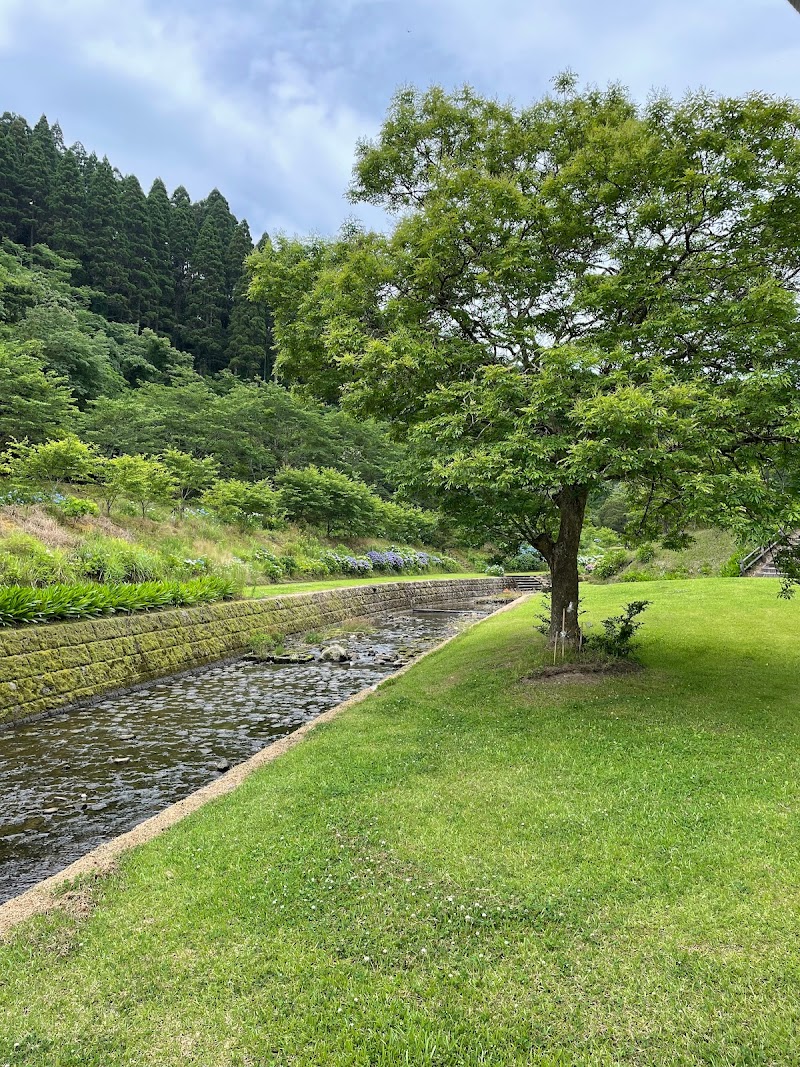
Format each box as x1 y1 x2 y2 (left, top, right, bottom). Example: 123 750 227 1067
248 572 485 597
2 579 800 1065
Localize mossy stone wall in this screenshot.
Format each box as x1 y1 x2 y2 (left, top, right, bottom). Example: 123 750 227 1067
0 578 503 726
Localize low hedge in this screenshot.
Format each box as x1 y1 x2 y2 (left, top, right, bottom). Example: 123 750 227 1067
0 576 236 628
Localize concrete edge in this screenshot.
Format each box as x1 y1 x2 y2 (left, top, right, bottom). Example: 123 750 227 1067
0 592 531 939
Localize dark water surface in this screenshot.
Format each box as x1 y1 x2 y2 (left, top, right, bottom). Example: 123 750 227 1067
0 603 493 904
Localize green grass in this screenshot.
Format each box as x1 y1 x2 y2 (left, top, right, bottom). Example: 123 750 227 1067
2 578 800 1065
248 572 485 597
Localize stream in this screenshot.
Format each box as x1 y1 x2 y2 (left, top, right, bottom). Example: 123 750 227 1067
0 601 496 904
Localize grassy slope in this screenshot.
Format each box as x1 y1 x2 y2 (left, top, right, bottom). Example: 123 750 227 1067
0 504 476 585
2 579 800 1065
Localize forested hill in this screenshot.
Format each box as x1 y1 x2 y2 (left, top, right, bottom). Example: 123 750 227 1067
0 112 409 497
0 111 272 378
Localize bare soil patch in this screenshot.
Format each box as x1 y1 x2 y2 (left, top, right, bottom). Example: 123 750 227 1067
525 660 642 685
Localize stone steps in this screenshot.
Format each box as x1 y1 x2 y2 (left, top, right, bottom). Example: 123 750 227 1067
507 574 550 592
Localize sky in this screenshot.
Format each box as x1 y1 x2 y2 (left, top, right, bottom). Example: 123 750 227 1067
0 0 799 239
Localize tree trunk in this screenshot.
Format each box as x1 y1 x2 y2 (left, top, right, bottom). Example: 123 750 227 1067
544 486 588 649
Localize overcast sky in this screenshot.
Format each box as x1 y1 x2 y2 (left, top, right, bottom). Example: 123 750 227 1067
0 0 798 239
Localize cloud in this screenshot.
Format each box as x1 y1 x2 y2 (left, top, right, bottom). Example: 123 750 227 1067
0 0 799 236
0 0 376 235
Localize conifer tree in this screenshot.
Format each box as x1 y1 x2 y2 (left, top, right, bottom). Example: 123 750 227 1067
225 219 253 305
200 189 236 248
226 287 275 380
84 156 128 320
119 174 158 326
186 215 226 372
169 185 198 348
20 116 58 246
0 114 24 238
145 178 173 332
48 148 88 278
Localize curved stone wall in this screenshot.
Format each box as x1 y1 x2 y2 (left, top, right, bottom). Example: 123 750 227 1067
0 578 504 726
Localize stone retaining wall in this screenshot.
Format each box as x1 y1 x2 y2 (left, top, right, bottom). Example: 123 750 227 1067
0 578 503 726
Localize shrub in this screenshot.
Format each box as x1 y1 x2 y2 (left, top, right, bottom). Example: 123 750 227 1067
247 548 288 582
586 600 650 658
98 455 176 518
201 479 284 529
0 576 235 627
505 544 548 572
664 565 690 580
485 564 505 577
593 548 629 580
3 435 100 496
617 570 654 582
55 496 100 520
720 550 746 578
375 500 441 544
0 533 73 586
276 466 379 537
635 542 656 563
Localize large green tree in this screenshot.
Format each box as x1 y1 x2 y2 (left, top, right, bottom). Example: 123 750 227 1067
0 340 77 447
252 80 800 645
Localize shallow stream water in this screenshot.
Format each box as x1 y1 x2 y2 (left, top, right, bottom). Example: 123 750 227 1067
0 602 494 904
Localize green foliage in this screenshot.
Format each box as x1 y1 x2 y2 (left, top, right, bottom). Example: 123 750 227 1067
593 548 629 580
248 631 285 656
0 532 72 586
54 495 99 519
504 544 548 572
586 600 650 658
0 338 76 447
375 499 441 545
0 575 235 627
720 551 747 578
635 542 656 564
98 454 175 517
276 465 378 537
79 374 404 491
591 486 630 534
485 564 505 577
71 537 166 583
3 433 99 494
201 478 283 529
161 449 219 514
253 80 800 633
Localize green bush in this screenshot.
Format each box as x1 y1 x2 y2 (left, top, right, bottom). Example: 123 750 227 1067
635 542 656 563
0 533 73 586
55 496 100 519
485 564 505 577
664 565 690 580
376 500 441 544
0 576 235 627
201 479 284 529
586 600 650 658
617 570 654 583
720 551 746 578
593 548 629 580
276 466 378 536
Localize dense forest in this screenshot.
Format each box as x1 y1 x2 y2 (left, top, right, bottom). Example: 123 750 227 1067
0 111 411 496
0 111 272 378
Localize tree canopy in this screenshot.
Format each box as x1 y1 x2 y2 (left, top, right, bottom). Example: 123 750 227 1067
0 111 276 379
251 79 800 643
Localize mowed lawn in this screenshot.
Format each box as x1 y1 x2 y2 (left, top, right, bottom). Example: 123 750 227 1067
2 579 800 1065
246 572 484 598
